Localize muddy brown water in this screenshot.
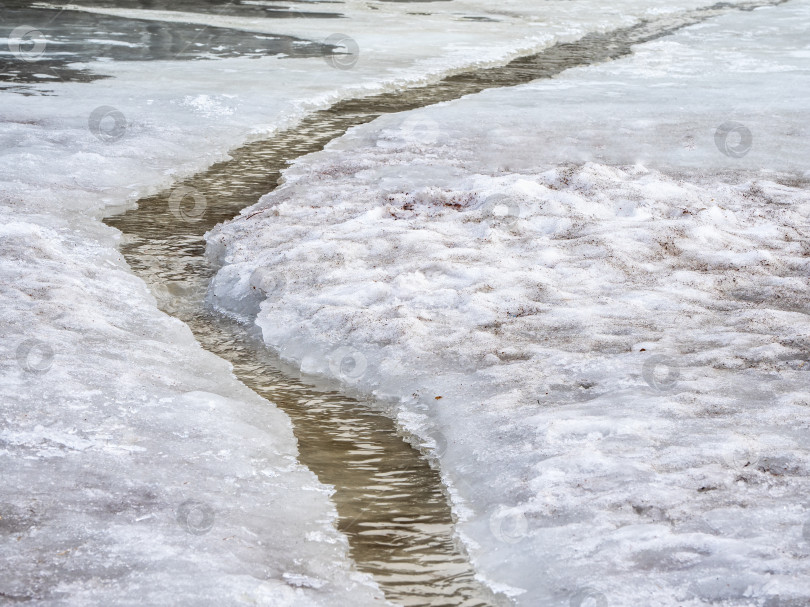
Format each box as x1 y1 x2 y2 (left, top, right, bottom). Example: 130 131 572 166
103 2 779 604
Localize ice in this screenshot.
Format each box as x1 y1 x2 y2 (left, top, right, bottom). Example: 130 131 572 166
1 0 670 601
4 0 739 217
208 2 810 604
0 212 389 604
3 0 807 603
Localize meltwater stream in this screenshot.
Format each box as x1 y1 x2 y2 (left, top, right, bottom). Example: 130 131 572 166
103 2 779 604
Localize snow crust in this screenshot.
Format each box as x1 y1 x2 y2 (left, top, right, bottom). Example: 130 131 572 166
0 210 389 604
5 0 745 218
208 2 810 604
3 0 806 603
7 1 724 602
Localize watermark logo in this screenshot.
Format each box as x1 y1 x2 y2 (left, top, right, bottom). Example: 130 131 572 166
88 106 127 143
482 193 521 226
16 339 54 374
641 355 680 391
8 26 47 62
249 267 285 300
327 346 367 383
176 499 214 535
168 186 207 222
426 431 448 459
399 116 441 145
714 121 752 158
323 34 359 70
152 281 192 315
570 587 608 607
489 505 528 544
721 434 759 471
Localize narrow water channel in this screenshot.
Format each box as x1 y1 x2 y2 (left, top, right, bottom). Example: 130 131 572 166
103 2 778 604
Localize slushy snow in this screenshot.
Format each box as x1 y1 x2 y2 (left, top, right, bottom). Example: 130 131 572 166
208 2 810 604
0 215 388 605
2 0 807 603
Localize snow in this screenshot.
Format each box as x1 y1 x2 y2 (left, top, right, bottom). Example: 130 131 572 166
0 0 662 601
7 1 727 602
4 0 747 219
0 213 388 604
3 0 807 603
207 1 810 604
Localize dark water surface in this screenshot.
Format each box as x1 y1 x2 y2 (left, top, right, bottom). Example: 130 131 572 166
0 4 332 86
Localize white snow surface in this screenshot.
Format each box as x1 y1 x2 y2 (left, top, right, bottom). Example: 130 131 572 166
7 1 741 603
5 0 753 220
208 2 810 605
0 0 673 603
0 211 387 605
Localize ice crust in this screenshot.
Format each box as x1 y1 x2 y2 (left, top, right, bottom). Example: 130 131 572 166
6 0 715 602
208 3 810 605
1 0 655 602
2 0 806 604
0 212 389 605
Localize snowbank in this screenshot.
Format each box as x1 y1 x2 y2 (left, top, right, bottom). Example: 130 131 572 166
208 2 810 604
0 204 389 604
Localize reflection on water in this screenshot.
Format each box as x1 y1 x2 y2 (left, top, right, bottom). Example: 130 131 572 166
3 0 344 19
103 1 780 603
0 5 330 86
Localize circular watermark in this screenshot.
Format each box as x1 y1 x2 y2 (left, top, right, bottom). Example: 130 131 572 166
327 346 367 383
88 106 127 143
482 193 521 226
152 281 191 315
570 587 608 607
244 579 278 603
16 339 54 374
249 267 285 300
8 26 47 62
641 355 680 391
721 435 760 471
323 33 359 70
176 499 214 535
714 121 752 159
428 431 448 459
399 116 441 145
168 186 207 222
489 505 528 544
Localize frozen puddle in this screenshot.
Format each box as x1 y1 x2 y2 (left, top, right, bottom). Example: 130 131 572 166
103 1 788 604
